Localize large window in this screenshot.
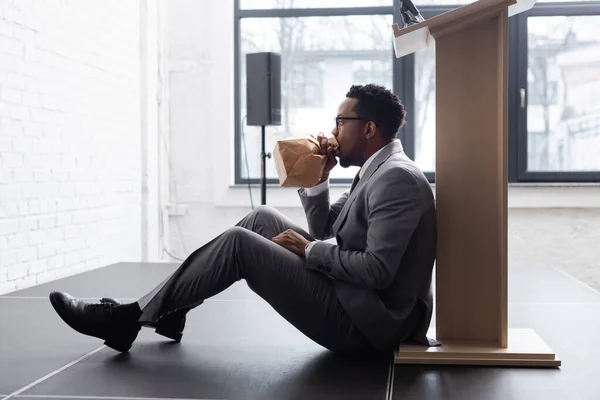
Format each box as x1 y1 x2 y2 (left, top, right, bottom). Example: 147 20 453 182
236 6 393 183
234 0 600 184
516 4 600 182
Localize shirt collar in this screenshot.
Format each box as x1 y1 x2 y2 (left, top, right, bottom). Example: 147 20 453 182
358 141 393 179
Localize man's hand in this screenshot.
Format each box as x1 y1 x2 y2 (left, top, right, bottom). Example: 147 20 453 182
272 229 311 257
312 132 338 184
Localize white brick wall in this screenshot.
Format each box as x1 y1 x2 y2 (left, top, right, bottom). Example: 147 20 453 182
0 0 145 294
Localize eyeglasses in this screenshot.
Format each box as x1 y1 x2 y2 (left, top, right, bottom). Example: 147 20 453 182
334 116 370 128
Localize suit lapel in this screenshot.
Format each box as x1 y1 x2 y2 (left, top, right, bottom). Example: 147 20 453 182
332 139 404 234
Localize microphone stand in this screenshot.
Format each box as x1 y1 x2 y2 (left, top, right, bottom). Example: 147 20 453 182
260 124 270 205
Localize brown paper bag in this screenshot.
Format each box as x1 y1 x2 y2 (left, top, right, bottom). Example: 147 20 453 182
273 136 329 187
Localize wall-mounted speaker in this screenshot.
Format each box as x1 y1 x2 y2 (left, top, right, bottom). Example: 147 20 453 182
246 52 281 126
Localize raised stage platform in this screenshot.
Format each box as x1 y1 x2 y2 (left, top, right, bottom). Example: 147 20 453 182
1 263 598 400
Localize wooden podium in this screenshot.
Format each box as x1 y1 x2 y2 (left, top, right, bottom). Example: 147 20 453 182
392 0 561 367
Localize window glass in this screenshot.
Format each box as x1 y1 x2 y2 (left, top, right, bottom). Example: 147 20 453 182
414 45 435 172
527 15 600 171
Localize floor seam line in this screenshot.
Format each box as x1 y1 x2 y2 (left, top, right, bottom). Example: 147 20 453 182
385 356 395 400
552 267 600 297
0 346 106 400
509 301 600 305
13 396 227 400
0 297 253 302
4 297 599 305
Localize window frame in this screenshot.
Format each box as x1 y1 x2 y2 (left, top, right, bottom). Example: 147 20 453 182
234 0 600 185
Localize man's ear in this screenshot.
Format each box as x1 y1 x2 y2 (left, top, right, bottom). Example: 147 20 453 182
365 121 377 139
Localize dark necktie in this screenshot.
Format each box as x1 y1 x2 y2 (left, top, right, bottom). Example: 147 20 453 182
350 172 360 193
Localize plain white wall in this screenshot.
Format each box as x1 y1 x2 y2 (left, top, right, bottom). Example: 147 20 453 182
166 0 600 292
0 0 165 294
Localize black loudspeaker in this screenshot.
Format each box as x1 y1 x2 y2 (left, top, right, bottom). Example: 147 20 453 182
246 52 281 126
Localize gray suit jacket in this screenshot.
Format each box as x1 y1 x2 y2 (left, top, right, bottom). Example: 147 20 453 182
298 139 437 351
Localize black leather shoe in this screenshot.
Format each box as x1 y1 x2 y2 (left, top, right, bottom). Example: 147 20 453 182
155 310 187 342
49 292 140 352
100 297 186 342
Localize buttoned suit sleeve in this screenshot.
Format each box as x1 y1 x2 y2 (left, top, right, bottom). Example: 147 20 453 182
304 169 426 290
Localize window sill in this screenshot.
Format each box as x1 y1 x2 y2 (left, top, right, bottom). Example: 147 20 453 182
213 182 600 208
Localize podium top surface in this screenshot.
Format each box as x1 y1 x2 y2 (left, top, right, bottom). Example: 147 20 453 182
392 0 535 37
392 0 535 58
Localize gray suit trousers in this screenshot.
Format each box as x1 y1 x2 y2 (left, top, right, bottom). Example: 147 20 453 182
136 205 376 354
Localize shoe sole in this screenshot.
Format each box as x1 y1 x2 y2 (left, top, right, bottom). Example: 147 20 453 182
104 339 133 352
155 327 183 342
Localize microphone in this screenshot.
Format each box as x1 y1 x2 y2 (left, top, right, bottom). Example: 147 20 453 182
399 0 425 28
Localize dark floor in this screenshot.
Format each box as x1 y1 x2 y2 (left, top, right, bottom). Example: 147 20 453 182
1 263 598 400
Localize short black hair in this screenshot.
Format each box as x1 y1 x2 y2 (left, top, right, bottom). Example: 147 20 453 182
345 84 406 140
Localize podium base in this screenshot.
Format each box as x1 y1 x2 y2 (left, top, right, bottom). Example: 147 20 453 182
395 329 561 367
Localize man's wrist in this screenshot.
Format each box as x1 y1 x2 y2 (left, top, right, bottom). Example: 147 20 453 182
305 177 329 196
305 241 316 258
318 173 330 185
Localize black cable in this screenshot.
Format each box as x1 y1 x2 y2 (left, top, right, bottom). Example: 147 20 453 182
241 115 254 210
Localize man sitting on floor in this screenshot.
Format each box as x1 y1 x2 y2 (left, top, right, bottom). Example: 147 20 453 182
49 83 438 355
